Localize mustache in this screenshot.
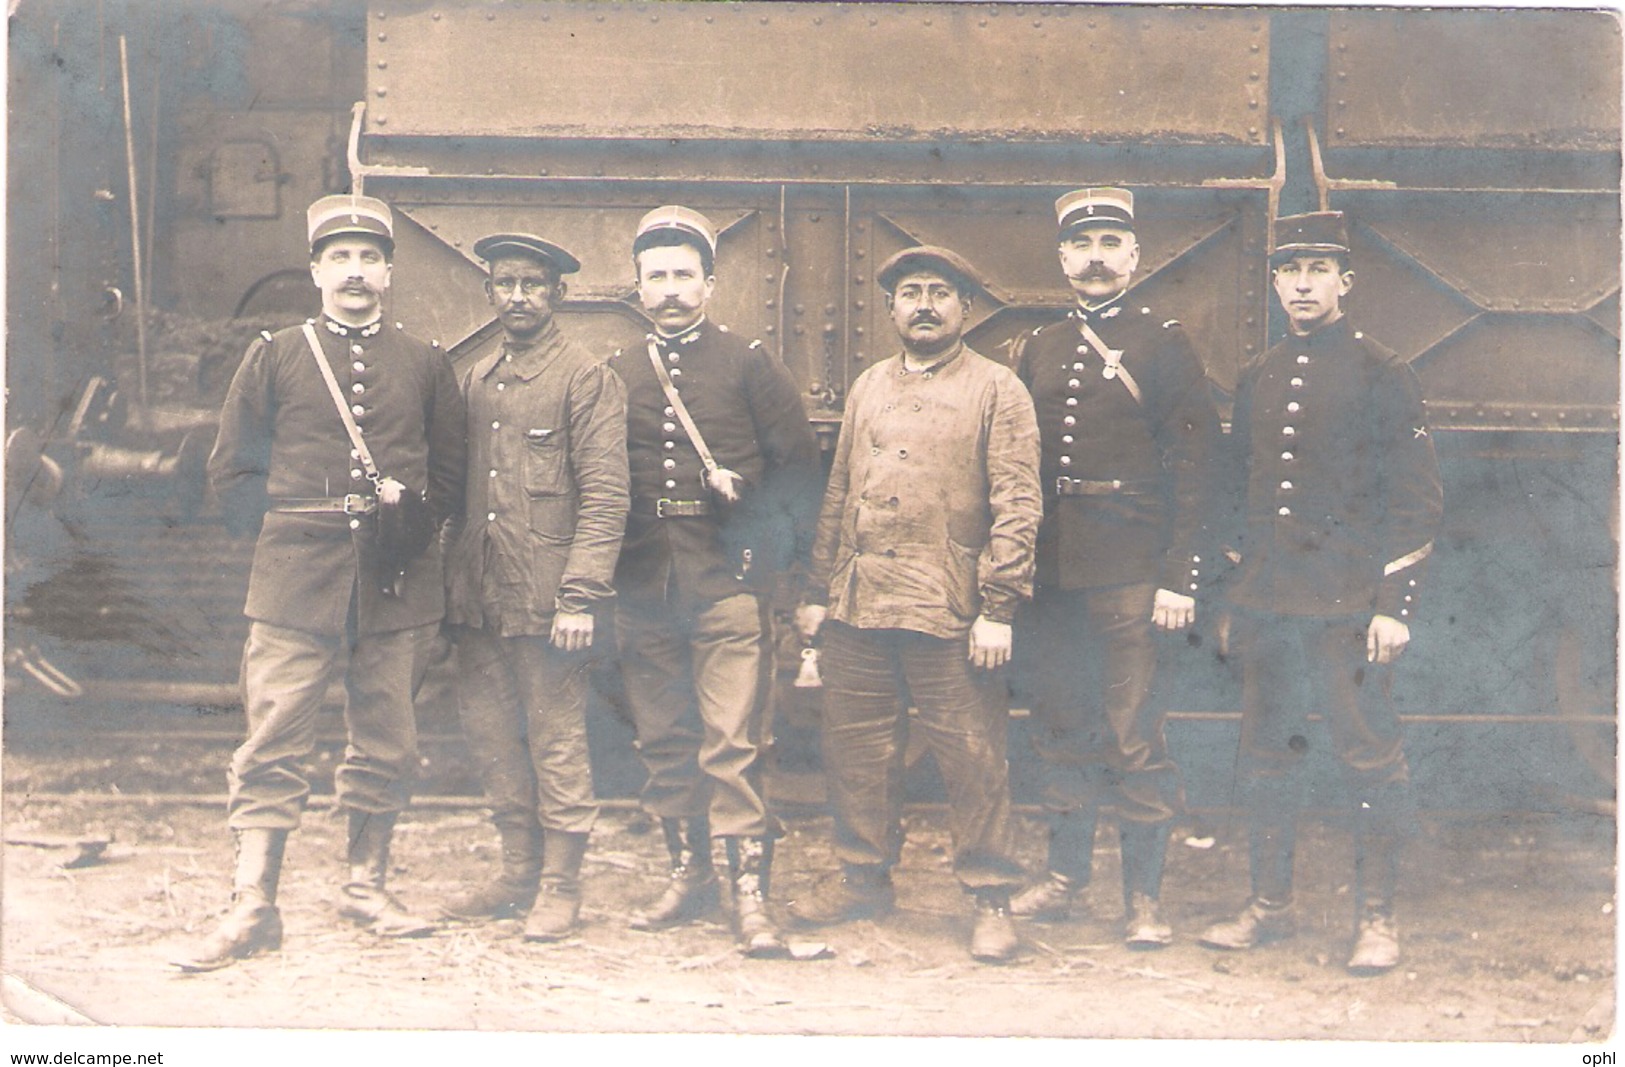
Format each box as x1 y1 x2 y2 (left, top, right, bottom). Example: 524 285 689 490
908 312 943 326
1070 265 1120 283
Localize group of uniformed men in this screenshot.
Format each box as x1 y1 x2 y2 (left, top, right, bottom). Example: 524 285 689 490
174 185 1441 978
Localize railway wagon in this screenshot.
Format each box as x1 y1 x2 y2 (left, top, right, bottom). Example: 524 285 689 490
6 0 1618 810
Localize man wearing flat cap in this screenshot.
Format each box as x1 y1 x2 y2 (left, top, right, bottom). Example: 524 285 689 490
179 194 466 970
611 206 819 956
1199 211 1441 974
793 245 1041 963
440 233 629 942
1006 187 1220 948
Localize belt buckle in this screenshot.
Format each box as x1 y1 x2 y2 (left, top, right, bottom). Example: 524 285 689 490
656 497 673 519
343 493 376 516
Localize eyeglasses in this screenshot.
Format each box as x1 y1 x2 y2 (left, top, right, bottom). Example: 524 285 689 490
490 277 555 295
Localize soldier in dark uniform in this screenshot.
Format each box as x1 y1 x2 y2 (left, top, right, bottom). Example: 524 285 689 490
177 195 466 970
440 233 629 942
611 206 820 957
1198 211 1442 974
1009 188 1220 948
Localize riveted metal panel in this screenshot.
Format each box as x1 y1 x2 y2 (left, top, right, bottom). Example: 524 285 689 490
367 1 1268 145
381 191 784 366
846 185 1267 399
1328 9 1622 149
1417 316 1620 433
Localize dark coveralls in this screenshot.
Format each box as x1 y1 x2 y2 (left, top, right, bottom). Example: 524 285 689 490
1012 295 1219 896
609 319 820 839
444 321 629 842
208 316 467 830
1221 316 1442 906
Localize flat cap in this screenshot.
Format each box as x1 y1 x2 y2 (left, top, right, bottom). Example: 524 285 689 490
308 194 394 251
633 205 718 258
1056 187 1135 234
1272 211 1351 261
472 233 582 274
876 245 985 296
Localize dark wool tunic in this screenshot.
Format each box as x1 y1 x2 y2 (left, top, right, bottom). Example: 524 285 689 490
208 315 467 637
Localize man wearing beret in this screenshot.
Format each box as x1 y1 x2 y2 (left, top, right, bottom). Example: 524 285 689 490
611 206 820 956
1199 211 1442 974
440 234 629 942
793 246 1042 963
1007 188 1220 947
178 194 466 970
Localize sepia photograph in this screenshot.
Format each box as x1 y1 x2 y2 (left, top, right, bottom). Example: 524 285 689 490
2 0 1618 1060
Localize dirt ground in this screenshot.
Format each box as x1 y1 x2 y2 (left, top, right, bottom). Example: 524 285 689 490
2 756 1616 1050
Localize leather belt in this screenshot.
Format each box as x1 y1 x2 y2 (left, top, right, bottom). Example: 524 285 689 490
645 497 712 518
1055 477 1151 497
272 494 378 516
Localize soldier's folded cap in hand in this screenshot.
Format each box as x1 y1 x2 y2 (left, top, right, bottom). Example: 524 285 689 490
1055 186 1135 235
876 245 985 297
1272 211 1351 261
472 233 582 274
308 194 395 252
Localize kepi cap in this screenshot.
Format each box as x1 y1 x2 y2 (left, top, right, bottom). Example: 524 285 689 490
308 194 394 252
472 233 582 274
1056 187 1135 234
633 205 718 259
1272 211 1351 261
876 245 985 296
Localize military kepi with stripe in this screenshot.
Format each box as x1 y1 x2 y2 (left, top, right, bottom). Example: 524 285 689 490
1055 187 1135 235
308 193 395 253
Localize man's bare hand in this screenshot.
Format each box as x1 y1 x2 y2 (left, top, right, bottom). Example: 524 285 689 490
551 610 595 652
795 604 828 641
1152 588 1196 632
1366 614 1410 664
968 616 1013 671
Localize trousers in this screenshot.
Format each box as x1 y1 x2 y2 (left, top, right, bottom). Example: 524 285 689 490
452 626 598 836
615 592 773 838
1232 609 1413 833
1017 582 1183 825
228 618 432 831
818 622 1022 892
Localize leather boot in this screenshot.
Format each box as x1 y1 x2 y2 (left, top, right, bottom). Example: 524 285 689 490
337 811 435 938
524 830 588 942
787 865 895 927
1120 822 1172 948
1347 833 1401 973
969 889 1019 963
172 828 287 971
1198 898 1297 950
1009 872 1083 922
726 837 788 958
1012 807 1094 920
1199 821 1296 950
441 823 543 921
630 817 718 930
